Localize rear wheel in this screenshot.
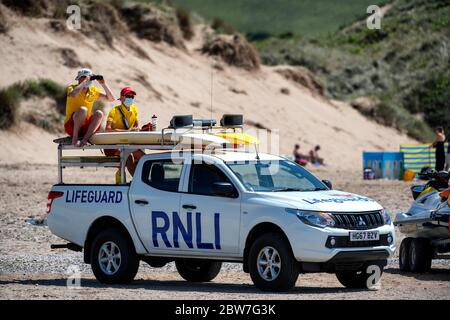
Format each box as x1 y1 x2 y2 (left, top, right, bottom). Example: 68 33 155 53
248 233 299 292
336 263 384 289
408 238 432 273
90 228 139 284
175 259 222 282
399 238 413 272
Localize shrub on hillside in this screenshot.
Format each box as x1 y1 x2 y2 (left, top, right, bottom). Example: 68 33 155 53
1 0 72 18
276 67 325 96
2 0 50 17
120 2 185 49
0 87 20 129
82 1 127 48
176 7 194 40
246 32 272 42
350 96 434 141
0 4 9 33
211 17 235 35
18 79 64 99
0 79 66 131
201 34 260 71
24 109 64 133
405 73 450 128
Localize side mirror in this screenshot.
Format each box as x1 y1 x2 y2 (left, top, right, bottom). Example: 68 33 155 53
212 182 235 197
322 180 332 190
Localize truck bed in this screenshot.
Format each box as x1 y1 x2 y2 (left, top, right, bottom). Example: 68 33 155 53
47 184 135 248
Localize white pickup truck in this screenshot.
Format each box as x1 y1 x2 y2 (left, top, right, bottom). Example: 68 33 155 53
47 150 395 291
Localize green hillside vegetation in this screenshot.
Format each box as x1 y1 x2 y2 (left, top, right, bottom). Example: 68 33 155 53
0 79 66 131
258 0 450 141
169 0 388 39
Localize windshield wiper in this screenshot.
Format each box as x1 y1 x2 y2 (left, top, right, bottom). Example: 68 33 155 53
273 187 327 192
272 188 303 192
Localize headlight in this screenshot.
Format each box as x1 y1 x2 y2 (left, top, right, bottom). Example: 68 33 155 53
285 208 335 228
382 209 392 225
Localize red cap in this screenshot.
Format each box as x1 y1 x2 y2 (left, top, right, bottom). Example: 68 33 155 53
120 87 137 96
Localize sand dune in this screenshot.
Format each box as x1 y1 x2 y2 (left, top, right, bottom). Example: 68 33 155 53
0 14 416 168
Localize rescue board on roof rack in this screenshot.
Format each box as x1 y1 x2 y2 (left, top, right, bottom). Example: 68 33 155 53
89 131 230 146
214 132 259 145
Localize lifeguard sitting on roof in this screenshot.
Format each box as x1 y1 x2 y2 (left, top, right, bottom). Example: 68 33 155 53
64 68 115 147
105 87 145 183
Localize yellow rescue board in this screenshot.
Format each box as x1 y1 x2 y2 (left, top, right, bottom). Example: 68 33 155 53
214 132 259 145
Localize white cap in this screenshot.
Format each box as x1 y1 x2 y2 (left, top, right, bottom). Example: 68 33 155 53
75 68 93 80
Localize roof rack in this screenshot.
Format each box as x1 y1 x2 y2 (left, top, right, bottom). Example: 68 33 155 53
55 140 177 184
54 114 248 184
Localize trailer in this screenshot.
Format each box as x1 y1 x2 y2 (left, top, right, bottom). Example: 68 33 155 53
394 184 450 273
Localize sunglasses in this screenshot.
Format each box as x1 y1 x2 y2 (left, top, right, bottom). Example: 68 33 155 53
123 95 135 99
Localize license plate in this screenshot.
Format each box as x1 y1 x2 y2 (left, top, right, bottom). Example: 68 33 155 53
349 231 379 241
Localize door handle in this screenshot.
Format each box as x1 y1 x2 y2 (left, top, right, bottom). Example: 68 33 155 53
182 204 197 210
135 199 149 205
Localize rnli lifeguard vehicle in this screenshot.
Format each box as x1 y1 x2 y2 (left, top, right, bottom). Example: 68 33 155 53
47 115 395 291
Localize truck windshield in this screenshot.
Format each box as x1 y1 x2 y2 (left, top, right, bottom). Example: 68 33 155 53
226 159 328 192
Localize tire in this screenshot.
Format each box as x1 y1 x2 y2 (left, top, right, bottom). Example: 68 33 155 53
90 228 139 284
248 233 300 292
175 259 222 282
399 238 413 272
408 238 432 273
336 263 384 289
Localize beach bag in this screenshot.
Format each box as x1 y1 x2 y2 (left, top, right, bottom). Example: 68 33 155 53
140 122 153 131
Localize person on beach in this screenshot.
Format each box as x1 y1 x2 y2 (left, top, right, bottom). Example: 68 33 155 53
104 87 145 183
446 125 450 171
309 145 325 166
64 68 115 147
433 127 446 171
293 144 308 166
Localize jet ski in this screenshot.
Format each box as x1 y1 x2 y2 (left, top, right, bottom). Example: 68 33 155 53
394 170 450 273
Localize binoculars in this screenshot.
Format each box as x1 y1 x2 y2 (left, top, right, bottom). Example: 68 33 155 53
90 74 104 81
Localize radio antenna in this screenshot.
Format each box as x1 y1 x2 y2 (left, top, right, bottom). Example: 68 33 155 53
255 143 260 160
210 60 214 130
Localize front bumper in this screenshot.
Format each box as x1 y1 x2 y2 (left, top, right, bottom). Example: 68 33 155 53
286 222 396 263
300 249 390 273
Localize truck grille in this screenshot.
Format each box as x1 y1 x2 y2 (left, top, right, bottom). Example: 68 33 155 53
330 211 384 230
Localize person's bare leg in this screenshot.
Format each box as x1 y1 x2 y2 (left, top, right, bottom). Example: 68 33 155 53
130 150 145 176
71 107 88 147
133 150 145 161
80 110 103 147
126 154 136 176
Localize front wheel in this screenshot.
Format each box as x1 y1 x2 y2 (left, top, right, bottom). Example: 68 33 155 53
408 238 432 273
90 228 139 284
175 259 222 282
248 233 300 292
399 238 413 272
336 263 384 289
